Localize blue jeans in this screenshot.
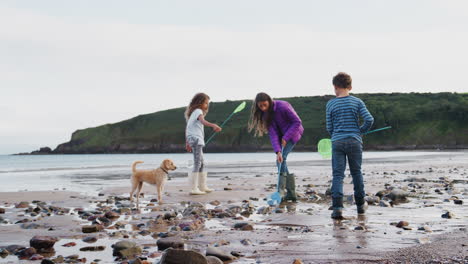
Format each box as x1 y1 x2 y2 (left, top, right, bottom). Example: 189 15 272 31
331 138 365 209
276 141 296 174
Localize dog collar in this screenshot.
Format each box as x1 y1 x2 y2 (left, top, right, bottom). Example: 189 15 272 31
160 167 169 174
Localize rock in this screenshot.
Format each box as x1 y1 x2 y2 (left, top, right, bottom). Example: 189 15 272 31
224 187 232 191
139 230 151 236
454 199 463 205
80 246 105 251
233 222 253 231
365 196 380 205
0 208 5 214
206 256 223 264
163 212 176 220
206 246 236 261
241 239 252 246
82 236 98 243
41 259 55 264
82 225 103 233
402 226 413 230
112 240 142 258
178 219 204 231
62 242 76 247
160 248 208 264
30 254 44 260
256 206 271 214
274 208 284 214
209 200 221 206
30 236 58 252
354 226 366 231
375 190 390 198
104 211 120 219
5 245 26 254
17 247 37 258
379 200 392 207
418 225 432 232
0 248 10 257
157 237 184 251
396 221 409 228
384 189 409 204
16 201 29 208
442 211 455 219
293 259 304 264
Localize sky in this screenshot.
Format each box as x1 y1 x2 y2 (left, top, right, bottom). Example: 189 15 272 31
1 0 468 154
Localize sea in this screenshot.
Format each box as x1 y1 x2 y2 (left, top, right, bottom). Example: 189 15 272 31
0 151 462 193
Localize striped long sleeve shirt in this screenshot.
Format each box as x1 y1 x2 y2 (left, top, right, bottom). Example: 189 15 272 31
326 95 374 143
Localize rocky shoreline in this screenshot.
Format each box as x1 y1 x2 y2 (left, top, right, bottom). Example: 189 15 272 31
1 152 467 263
18 144 468 155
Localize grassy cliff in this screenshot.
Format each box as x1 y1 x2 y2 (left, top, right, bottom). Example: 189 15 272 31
53 93 468 153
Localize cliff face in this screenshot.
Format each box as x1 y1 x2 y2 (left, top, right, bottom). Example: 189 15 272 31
48 93 468 154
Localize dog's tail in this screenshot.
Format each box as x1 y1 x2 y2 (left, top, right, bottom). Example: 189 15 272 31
132 161 144 173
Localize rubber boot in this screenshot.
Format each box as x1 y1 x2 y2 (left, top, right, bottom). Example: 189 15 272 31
198 172 213 193
355 196 368 215
284 173 297 202
331 197 344 219
189 172 205 195
278 173 287 203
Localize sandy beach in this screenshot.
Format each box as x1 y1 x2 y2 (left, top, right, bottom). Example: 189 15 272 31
0 151 467 263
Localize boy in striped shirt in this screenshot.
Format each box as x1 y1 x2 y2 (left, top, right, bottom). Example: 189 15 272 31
326 72 374 219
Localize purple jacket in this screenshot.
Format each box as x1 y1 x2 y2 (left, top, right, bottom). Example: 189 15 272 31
267 100 304 153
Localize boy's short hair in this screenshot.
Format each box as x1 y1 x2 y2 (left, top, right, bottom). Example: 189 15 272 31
333 72 352 89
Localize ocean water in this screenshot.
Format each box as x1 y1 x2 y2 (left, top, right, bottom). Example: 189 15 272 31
0 151 461 193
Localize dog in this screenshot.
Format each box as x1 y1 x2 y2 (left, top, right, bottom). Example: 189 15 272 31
130 159 177 207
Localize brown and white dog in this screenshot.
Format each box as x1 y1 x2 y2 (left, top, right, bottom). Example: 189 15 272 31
130 159 177 207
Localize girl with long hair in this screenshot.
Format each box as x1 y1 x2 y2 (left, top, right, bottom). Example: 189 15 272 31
248 92 304 202
185 93 221 195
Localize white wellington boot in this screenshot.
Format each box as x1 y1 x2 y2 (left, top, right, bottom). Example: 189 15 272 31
189 172 206 195
198 172 213 193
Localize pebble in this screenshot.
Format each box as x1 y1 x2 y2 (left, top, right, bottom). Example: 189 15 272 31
379 200 392 207
30 236 58 252
80 246 106 251
159 248 207 264
82 236 98 243
441 211 455 219
156 237 184 251
206 246 237 261
15 201 30 208
209 200 221 206
111 240 142 258
62 242 76 247
418 225 433 233
82 225 103 233
0 208 5 214
241 239 252 246
454 199 463 205
233 222 254 231
396 221 409 228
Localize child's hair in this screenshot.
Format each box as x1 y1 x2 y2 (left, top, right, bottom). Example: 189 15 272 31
248 92 274 137
185 93 210 121
332 72 352 89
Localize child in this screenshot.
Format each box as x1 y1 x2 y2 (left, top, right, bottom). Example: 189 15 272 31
185 93 222 195
326 72 374 219
248 92 304 202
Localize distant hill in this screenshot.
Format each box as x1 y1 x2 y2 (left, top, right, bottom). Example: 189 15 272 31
39 93 468 154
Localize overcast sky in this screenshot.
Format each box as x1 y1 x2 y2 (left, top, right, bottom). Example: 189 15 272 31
1 0 468 154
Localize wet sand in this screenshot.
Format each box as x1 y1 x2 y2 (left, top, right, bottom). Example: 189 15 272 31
0 151 467 263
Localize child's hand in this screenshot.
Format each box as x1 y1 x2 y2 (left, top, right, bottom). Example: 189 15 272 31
186 143 192 152
277 152 283 163
281 139 287 147
213 125 222 132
